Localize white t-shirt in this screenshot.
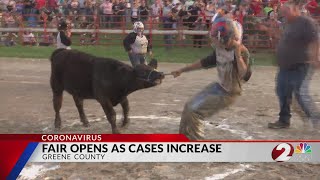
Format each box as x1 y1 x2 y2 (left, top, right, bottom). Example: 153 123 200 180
100 2 113 15
150 4 161 17
23 33 35 42
130 35 148 54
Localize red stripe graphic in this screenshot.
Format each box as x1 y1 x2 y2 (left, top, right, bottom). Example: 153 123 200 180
0 141 30 179
0 134 319 142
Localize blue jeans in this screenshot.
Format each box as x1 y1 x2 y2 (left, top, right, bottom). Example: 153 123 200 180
128 53 146 66
277 64 319 124
163 21 173 48
101 15 113 28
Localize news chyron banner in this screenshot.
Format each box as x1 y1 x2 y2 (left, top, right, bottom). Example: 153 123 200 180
0 134 320 180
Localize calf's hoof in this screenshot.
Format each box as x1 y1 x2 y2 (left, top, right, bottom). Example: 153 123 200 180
121 119 130 128
54 116 61 129
54 123 61 130
82 122 90 127
112 128 121 134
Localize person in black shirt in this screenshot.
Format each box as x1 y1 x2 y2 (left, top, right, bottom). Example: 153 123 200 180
138 0 149 23
56 20 72 49
113 0 126 27
264 1 320 130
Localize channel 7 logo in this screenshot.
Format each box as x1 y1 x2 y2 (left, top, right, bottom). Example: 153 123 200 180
271 143 313 162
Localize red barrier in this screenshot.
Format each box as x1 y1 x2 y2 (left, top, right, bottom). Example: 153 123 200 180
1 13 310 50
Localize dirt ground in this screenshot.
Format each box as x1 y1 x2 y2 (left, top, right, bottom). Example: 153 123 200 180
1 58 320 180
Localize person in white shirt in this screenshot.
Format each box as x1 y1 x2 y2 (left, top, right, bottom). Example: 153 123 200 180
22 30 37 46
99 0 113 28
123 21 152 66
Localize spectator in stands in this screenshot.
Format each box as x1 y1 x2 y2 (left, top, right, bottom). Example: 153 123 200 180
264 1 274 17
119 0 127 15
138 0 149 23
305 0 318 16
22 30 37 45
176 2 190 44
206 1 216 25
78 0 85 15
2 2 19 46
170 1 180 29
185 0 194 9
3 3 17 28
35 0 46 10
112 0 125 27
150 0 162 28
100 0 113 28
39 32 55 46
48 14 59 28
7 0 15 10
57 0 67 15
215 0 224 8
193 2 206 48
249 0 263 16
131 0 139 23
84 0 95 24
0 0 10 11
224 0 234 12
40 9 54 26
162 0 174 49
15 0 24 15
239 2 249 16
47 0 58 13
178 2 191 27
187 1 199 30
300 3 310 16
279 0 289 6
258 3 281 48
23 0 39 27
3 32 17 46
84 0 93 14
234 7 245 25
69 0 80 16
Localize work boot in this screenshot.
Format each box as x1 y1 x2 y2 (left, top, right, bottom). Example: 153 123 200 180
268 121 290 129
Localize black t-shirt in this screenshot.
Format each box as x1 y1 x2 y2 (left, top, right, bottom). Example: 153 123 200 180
276 16 319 69
59 30 72 46
187 6 199 27
113 3 125 15
138 6 149 20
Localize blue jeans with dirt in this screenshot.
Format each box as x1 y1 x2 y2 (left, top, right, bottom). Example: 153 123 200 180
179 83 238 140
277 63 319 126
128 53 146 66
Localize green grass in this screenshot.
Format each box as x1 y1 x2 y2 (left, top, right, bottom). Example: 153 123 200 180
0 45 276 65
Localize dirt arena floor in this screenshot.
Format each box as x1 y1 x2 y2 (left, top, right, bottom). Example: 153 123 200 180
1 58 320 180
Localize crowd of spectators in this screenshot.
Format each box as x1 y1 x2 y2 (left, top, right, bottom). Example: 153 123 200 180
0 0 319 47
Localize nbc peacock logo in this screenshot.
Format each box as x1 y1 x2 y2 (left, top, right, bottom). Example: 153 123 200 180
295 143 312 154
